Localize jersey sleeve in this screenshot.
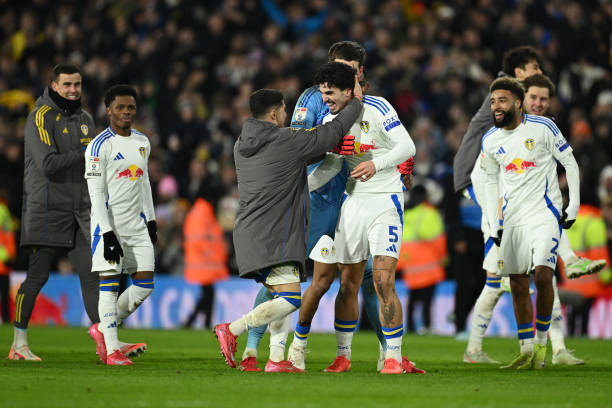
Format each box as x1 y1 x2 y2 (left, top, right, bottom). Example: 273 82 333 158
85 139 112 234
290 88 324 129
480 138 501 237
369 97 415 171
141 138 155 222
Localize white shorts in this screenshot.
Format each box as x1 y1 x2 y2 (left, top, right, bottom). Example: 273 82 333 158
496 221 560 276
92 233 155 275
469 165 500 273
335 193 404 264
260 263 301 286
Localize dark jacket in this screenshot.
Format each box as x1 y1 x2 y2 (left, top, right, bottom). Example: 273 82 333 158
453 71 507 192
233 98 362 280
21 88 94 247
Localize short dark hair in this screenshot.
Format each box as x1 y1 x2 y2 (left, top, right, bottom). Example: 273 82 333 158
52 63 81 82
328 41 366 67
502 46 542 76
522 74 556 98
104 84 138 107
490 77 525 106
249 89 284 119
315 62 356 92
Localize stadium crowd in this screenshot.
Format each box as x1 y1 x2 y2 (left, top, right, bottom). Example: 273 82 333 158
0 0 611 333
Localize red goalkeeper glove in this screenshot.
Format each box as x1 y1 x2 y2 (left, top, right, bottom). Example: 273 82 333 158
333 134 355 155
398 157 414 175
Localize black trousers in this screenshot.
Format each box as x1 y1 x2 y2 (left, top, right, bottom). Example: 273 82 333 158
14 227 99 329
184 284 215 329
407 285 436 332
0 274 9 323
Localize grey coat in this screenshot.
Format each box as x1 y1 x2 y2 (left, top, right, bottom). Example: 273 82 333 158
233 98 363 280
21 88 94 247
453 71 507 192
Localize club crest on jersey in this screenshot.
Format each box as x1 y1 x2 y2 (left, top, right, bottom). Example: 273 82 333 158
81 124 89 136
139 147 146 158
524 138 535 151
504 158 536 174
360 121 369 133
293 107 307 122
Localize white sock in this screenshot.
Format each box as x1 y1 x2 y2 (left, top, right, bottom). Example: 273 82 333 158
558 230 578 264
13 327 27 348
242 347 258 360
385 336 402 363
378 342 385 361
467 283 504 352
519 338 534 355
549 277 566 353
292 335 308 348
99 290 121 354
335 331 354 359
229 297 296 337
117 285 153 324
269 314 292 362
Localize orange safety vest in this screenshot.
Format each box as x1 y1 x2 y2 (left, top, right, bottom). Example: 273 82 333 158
183 198 229 285
396 202 447 290
559 205 611 298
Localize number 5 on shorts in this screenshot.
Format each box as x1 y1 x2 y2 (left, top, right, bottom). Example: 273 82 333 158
388 226 399 243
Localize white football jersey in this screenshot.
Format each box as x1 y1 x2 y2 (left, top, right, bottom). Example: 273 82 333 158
322 95 415 194
85 127 155 237
481 114 572 227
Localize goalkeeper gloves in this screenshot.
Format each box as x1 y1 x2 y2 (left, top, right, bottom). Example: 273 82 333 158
399 157 414 175
103 231 124 264
492 229 503 247
560 211 575 229
333 134 355 155
147 220 158 244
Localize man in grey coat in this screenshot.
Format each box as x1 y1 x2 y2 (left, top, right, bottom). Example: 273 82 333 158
9 64 99 361
215 79 363 372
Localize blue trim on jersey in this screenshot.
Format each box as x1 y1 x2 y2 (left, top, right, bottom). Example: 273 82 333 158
299 88 317 108
484 237 494 259
341 193 348 207
391 194 404 227
131 128 145 136
558 142 570 152
363 96 390 114
140 212 147 223
467 185 479 206
501 194 508 223
91 129 113 157
544 178 560 221
525 115 560 136
91 224 101 256
481 127 499 152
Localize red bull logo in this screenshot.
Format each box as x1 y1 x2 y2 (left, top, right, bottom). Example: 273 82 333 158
504 158 536 174
354 141 377 157
116 165 144 180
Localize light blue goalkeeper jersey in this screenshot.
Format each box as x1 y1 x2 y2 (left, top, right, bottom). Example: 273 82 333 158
291 85 349 251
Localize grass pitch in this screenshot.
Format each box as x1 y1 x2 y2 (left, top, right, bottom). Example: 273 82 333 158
0 325 610 408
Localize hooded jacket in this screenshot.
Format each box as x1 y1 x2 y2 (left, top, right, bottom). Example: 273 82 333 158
21 87 94 247
233 98 362 280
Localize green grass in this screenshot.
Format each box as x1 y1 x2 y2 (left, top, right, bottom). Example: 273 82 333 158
0 325 610 408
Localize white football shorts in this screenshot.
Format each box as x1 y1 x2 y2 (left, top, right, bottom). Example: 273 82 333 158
92 232 155 275
496 219 561 276
262 263 301 286
334 192 404 264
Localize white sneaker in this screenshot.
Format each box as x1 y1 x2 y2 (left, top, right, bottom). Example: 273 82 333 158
565 257 606 279
8 345 42 361
552 349 585 365
463 349 500 364
287 342 307 371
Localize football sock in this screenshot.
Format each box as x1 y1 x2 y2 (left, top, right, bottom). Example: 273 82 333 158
244 287 274 354
558 230 578 264
466 276 504 352
361 265 386 350
13 327 27 348
116 279 154 324
269 314 292 362
99 278 121 354
549 277 566 353
535 314 551 346
334 318 357 359
293 323 310 348
517 322 534 354
229 293 299 336
382 324 403 363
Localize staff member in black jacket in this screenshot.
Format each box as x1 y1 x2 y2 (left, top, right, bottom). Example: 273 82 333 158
9 63 99 361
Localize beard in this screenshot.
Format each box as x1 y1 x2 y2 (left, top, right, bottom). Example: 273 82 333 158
492 107 516 128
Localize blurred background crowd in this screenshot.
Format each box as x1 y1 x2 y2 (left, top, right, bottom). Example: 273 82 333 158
0 0 611 333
